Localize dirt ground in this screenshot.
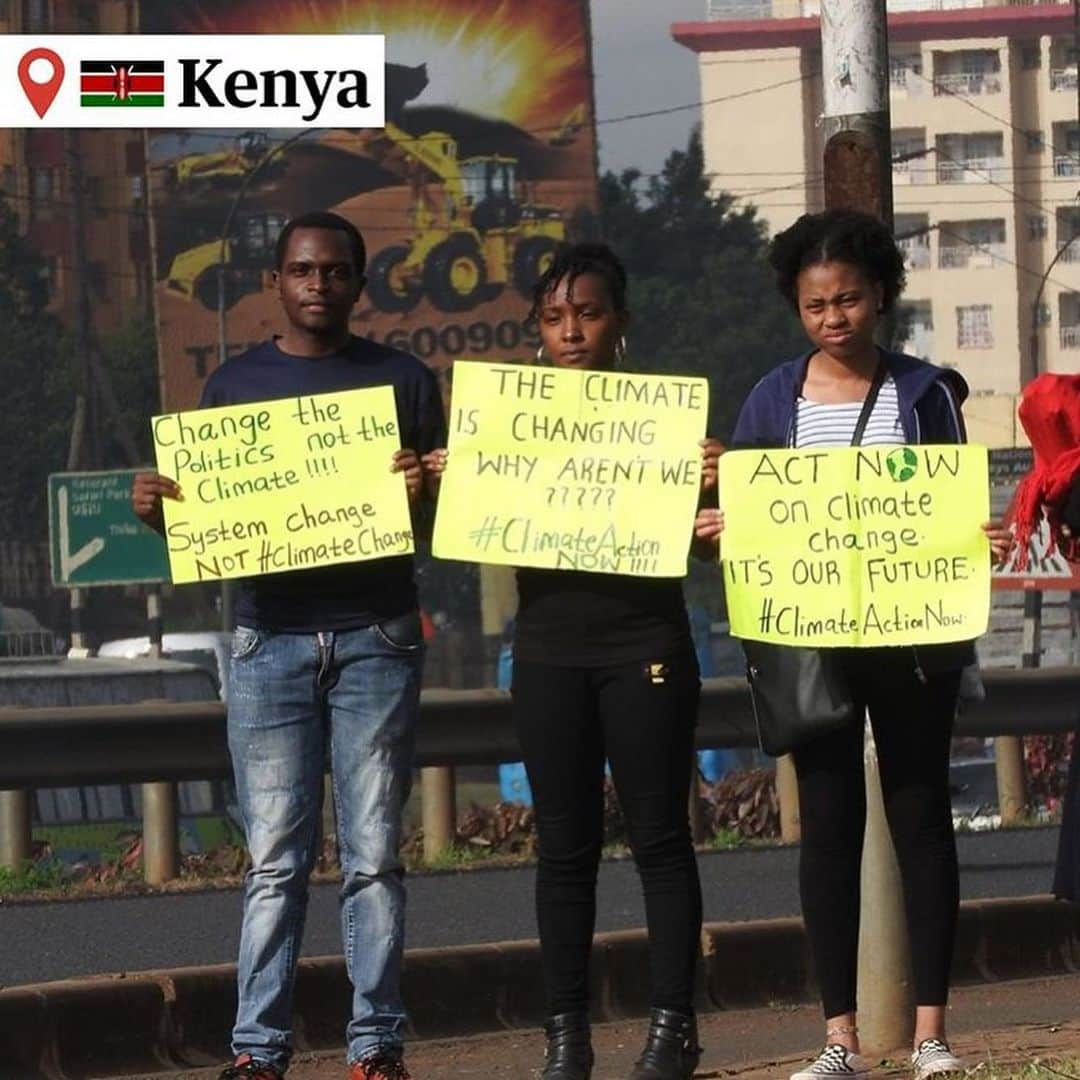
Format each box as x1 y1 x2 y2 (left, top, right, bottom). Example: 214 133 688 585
145 973 1080 1080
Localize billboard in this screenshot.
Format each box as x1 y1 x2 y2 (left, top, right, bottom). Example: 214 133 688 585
140 0 599 411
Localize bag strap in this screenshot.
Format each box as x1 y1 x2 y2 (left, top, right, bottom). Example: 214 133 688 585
850 360 887 447
790 354 888 448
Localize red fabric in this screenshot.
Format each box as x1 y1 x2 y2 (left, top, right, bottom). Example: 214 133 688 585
1014 373 1080 567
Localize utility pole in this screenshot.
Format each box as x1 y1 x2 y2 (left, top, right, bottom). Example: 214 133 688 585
65 129 101 471
820 0 914 1058
64 130 98 657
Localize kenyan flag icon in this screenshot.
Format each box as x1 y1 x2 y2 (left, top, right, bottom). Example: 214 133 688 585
80 61 164 107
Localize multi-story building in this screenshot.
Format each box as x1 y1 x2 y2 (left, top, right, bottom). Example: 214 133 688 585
0 0 151 338
673 0 1080 447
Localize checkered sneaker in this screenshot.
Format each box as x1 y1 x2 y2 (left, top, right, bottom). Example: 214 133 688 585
790 1044 872 1080
911 1038 964 1079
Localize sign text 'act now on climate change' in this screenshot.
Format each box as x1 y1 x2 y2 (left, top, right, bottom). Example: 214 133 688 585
1 35 384 127
719 445 991 648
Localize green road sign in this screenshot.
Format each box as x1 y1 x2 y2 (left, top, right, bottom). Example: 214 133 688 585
48 470 169 587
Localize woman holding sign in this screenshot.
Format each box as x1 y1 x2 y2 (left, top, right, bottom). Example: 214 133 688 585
695 210 1011 1080
425 243 718 1080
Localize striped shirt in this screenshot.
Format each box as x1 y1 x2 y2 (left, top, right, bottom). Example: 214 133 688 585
793 375 904 449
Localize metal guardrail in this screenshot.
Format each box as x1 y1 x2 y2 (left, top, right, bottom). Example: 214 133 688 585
0 667 1076 877
0 668 1077 789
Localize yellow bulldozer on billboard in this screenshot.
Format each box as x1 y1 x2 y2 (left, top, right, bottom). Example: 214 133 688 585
362 122 565 313
165 213 287 311
164 122 565 314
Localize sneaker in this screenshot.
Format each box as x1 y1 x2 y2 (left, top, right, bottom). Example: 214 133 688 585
219 1055 285 1080
348 1055 412 1080
911 1038 963 1079
790 1044 872 1080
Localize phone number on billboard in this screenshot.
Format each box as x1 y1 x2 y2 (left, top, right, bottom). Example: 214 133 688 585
372 320 540 359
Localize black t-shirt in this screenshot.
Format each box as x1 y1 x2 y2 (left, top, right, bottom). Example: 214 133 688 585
198 336 446 632
513 568 692 667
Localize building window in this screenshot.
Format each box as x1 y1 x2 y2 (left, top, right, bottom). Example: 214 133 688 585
895 213 930 270
892 128 928 184
88 261 108 302
933 49 1001 96
1056 207 1080 262
1022 44 1042 70
939 219 1006 268
28 166 58 219
896 300 934 360
1026 130 1044 153
1029 215 1047 240
957 305 994 349
39 254 58 302
706 0 772 18
1060 293 1080 349
1053 122 1080 176
1052 39 1080 92
936 132 1005 183
22 0 48 31
74 0 94 30
134 260 151 307
84 175 106 217
889 50 922 95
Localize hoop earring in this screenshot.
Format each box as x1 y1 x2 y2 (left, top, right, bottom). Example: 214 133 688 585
615 335 627 366
535 344 545 364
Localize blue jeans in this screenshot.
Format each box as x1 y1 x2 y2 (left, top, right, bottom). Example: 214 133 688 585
226 613 423 1068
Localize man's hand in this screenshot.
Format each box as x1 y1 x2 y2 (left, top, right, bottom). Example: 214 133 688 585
392 449 423 505
132 472 181 536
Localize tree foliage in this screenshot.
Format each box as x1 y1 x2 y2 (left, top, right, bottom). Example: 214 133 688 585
0 201 72 534
599 127 806 440
0 198 159 540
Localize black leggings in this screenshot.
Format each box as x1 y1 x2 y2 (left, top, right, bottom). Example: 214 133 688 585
512 652 702 1016
793 649 961 1018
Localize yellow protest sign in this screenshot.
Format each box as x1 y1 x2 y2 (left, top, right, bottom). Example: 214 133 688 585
433 362 709 576
719 445 990 647
152 387 413 584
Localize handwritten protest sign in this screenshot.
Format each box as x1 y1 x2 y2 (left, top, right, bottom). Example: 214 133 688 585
719 445 990 647
152 387 413 584
433 362 708 576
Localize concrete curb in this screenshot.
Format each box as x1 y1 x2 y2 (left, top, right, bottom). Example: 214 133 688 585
2 895 1079 1078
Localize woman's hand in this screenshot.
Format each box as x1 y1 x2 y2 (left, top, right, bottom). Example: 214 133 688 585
421 448 448 498
982 520 1013 565
422 448 448 478
392 449 423 504
691 507 725 562
694 508 725 545
700 438 724 492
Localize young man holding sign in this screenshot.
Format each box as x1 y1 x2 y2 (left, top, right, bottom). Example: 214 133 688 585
695 211 1011 1080
133 212 445 1080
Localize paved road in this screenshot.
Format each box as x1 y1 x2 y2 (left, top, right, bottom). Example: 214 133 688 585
0 826 1060 988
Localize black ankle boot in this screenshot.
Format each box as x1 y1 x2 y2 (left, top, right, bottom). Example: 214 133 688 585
627 1008 702 1079
541 1011 593 1080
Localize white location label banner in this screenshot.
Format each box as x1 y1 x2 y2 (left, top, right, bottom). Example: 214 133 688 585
0 35 385 128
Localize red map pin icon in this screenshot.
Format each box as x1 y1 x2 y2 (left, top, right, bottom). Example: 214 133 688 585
18 48 65 119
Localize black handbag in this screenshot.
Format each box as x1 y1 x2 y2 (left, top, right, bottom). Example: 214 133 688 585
743 639 856 755
740 360 887 756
